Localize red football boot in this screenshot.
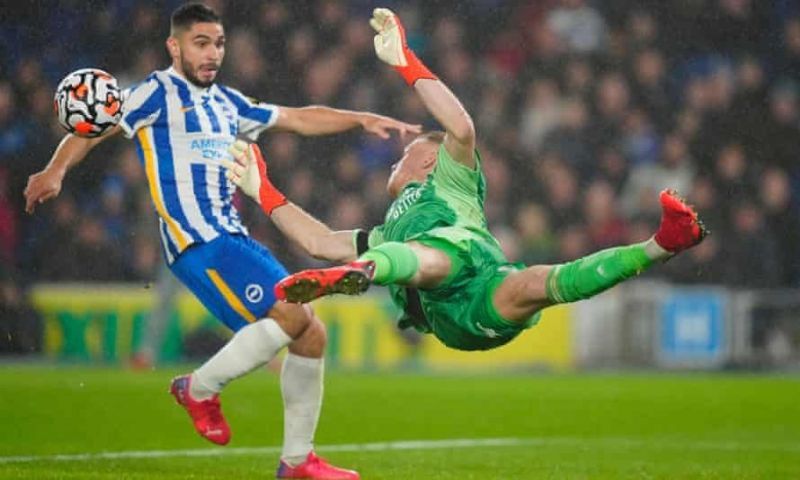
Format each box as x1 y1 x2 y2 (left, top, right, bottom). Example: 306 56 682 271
654 189 708 253
169 374 231 446
276 452 360 480
275 261 375 304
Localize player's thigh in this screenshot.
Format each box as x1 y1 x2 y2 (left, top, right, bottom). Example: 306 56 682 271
170 235 290 332
444 275 532 351
406 241 453 288
491 265 554 323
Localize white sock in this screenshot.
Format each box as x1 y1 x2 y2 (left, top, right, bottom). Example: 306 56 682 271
190 318 292 400
280 353 324 465
645 236 672 262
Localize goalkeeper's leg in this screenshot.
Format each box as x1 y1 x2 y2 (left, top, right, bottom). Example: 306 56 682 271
494 189 707 322
276 241 453 304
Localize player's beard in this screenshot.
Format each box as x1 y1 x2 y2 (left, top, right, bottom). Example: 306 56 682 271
180 55 218 88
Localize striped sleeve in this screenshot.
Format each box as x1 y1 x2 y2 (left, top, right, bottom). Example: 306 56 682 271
217 85 280 141
119 77 163 138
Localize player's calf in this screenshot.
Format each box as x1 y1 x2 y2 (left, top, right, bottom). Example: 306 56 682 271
545 189 706 305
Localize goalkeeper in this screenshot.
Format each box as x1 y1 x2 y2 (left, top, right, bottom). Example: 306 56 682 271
225 8 707 351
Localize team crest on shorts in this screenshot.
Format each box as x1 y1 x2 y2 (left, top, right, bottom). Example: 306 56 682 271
245 284 264 303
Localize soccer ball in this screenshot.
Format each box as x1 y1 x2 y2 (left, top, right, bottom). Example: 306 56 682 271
54 68 122 137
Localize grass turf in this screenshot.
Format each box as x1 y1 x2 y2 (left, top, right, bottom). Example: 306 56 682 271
0 365 798 479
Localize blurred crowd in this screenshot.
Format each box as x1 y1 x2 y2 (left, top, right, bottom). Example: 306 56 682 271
2 0 800 292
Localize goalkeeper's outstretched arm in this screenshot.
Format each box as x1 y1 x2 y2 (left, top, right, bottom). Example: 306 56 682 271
370 8 476 168
24 126 121 213
224 141 358 263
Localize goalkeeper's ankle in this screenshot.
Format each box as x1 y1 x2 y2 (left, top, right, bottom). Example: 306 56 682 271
644 236 672 262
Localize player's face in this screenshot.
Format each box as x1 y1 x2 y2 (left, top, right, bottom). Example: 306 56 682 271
170 22 225 88
387 138 438 198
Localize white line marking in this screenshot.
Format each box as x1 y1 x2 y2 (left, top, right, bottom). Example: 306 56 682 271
1 437 799 464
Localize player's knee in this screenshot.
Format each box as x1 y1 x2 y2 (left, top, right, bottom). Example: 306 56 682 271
520 265 552 299
289 315 327 358
494 265 553 319
268 301 314 339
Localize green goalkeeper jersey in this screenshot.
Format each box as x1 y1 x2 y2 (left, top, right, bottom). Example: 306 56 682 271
367 144 535 350
368 144 502 257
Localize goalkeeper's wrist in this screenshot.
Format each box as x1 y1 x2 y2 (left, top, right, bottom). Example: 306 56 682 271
395 49 438 86
259 186 288 216
353 229 370 256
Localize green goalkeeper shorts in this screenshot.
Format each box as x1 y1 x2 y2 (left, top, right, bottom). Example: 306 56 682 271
412 234 542 351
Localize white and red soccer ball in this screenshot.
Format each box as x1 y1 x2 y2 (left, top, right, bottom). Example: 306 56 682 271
54 68 122 137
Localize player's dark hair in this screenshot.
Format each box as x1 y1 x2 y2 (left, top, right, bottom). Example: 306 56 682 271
418 130 446 144
170 3 221 34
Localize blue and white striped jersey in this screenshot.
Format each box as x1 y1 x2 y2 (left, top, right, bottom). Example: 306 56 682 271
119 67 279 263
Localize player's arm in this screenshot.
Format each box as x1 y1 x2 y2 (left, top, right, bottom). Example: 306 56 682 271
223 141 358 263
370 8 476 168
24 126 121 213
273 105 421 139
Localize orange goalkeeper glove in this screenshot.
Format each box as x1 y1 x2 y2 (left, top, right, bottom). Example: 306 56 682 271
224 140 287 215
370 8 438 86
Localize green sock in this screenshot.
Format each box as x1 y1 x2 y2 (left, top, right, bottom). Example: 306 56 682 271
359 242 420 285
546 242 654 303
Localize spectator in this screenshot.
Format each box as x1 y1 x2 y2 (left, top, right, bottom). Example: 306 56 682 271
0 82 30 161
760 168 800 286
629 48 671 130
547 0 608 54
712 142 757 222
0 168 17 264
519 77 563 154
621 133 695 219
538 158 581 230
703 0 769 56
515 202 557 266
588 72 630 148
0 264 41 355
541 96 592 175
583 179 628 250
620 108 659 167
625 9 659 50
778 17 800 84
720 201 781 288
757 82 800 171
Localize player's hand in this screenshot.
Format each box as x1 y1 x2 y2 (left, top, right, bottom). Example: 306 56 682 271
370 8 437 86
224 140 287 215
223 140 261 201
370 8 409 67
24 168 65 214
361 113 421 139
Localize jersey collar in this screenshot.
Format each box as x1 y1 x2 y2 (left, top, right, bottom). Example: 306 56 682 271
166 66 213 95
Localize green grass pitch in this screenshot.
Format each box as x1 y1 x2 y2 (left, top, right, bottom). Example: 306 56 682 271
0 365 798 479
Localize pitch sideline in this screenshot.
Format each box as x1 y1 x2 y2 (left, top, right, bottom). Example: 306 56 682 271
2 437 800 464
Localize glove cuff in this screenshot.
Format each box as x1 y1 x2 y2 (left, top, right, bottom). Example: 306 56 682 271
394 49 438 86
259 185 287 216
250 143 288 215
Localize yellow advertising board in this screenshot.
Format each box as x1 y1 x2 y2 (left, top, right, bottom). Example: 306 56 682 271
30 284 573 370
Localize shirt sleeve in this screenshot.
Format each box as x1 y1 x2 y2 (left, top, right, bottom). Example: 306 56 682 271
217 85 280 141
431 144 482 197
118 78 163 139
